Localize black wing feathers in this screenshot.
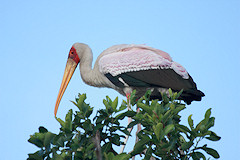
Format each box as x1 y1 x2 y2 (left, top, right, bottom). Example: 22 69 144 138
105 69 204 104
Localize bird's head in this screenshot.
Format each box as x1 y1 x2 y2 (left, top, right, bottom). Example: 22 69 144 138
54 43 89 117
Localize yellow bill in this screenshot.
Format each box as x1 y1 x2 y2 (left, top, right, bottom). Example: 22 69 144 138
54 58 78 116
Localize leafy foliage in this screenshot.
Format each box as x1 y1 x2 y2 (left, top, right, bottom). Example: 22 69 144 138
28 90 220 160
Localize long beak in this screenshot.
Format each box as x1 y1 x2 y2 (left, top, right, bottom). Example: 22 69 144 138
54 58 78 116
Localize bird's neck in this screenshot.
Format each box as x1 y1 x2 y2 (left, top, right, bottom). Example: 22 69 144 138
79 48 107 87
80 61 94 85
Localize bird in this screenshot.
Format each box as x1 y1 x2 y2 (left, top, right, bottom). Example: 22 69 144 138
54 42 205 152
55 42 204 116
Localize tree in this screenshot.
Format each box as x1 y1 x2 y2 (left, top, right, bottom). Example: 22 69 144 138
28 89 220 160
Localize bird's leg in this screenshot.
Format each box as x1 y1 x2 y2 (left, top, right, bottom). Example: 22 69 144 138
119 93 133 153
131 107 142 160
135 107 142 143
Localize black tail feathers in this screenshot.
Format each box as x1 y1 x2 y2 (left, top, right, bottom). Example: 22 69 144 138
181 89 205 105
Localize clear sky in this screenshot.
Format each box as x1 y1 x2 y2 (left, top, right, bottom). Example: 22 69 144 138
0 1 239 159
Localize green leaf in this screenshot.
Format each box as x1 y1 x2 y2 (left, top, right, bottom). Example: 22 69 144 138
205 131 221 141
116 110 136 120
162 110 172 123
176 89 183 99
173 104 186 115
102 142 111 153
119 101 127 111
85 142 95 152
128 120 139 129
179 135 186 144
205 117 215 130
169 103 175 110
130 90 137 105
77 93 86 110
112 134 121 146
103 99 110 109
153 122 163 140
201 146 220 158
144 147 153 160
28 133 44 148
83 119 93 131
131 136 150 156
192 151 206 160
85 108 93 118
105 96 113 110
163 124 175 135
176 124 190 134
199 124 206 132
43 132 55 148
112 97 118 110
113 153 131 160
56 117 65 128
205 108 211 120
168 88 173 97
162 93 169 103
104 152 115 160
65 109 73 132
167 136 178 152
60 151 71 159
39 126 48 133
172 92 178 100
28 150 44 160
53 134 66 147
52 153 64 160
96 115 105 124
144 89 152 99
80 103 93 118
181 140 194 150
150 100 159 111
98 109 108 117
137 102 153 115
188 114 194 130
70 100 78 107
107 105 114 114
196 120 203 131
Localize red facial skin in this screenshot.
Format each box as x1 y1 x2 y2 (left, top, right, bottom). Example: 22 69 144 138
68 47 80 64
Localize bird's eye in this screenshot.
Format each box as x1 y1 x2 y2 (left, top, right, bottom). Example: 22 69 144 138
71 52 74 54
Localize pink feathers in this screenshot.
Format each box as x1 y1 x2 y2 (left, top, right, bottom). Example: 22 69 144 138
98 44 189 79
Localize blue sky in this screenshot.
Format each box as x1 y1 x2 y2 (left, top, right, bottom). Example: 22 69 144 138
0 1 239 159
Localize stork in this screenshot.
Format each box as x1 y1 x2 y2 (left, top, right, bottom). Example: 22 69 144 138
54 43 204 152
